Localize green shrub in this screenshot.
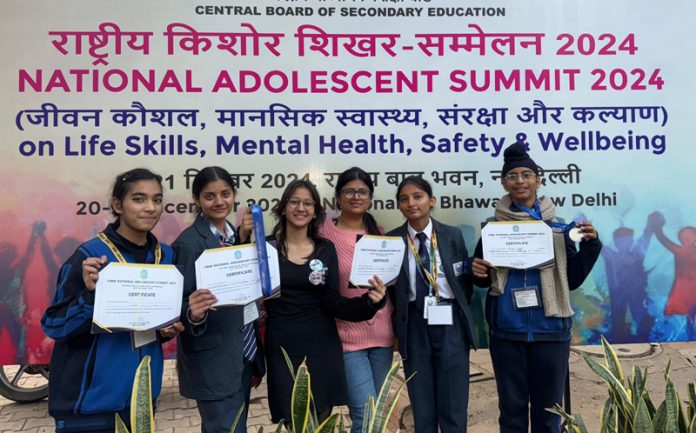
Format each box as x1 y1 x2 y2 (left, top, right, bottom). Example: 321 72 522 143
547 336 696 433
119 349 412 433
259 348 412 433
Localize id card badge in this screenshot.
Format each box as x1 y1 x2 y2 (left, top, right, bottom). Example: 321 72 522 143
243 302 260 325
132 330 157 349
423 295 436 319
511 286 541 310
452 261 464 277
427 303 453 326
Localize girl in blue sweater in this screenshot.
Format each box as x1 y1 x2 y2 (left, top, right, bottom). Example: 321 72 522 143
42 168 183 433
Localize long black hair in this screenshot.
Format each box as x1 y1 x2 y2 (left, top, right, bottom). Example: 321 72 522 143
270 179 327 260
334 167 381 235
110 168 163 219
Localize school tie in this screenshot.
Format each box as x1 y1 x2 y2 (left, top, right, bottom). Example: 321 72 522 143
220 235 258 363
415 232 431 311
242 322 257 362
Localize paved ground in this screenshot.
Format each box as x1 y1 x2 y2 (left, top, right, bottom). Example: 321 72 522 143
2 342 695 433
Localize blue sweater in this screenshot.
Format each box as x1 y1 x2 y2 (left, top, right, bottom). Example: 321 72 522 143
41 223 174 431
475 232 602 342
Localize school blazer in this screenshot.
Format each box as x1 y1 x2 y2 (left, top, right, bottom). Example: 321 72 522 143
387 218 480 358
172 214 265 401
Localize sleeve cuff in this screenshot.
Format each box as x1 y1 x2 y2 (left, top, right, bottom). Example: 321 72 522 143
464 257 475 275
367 293 387 310
187 307 208 326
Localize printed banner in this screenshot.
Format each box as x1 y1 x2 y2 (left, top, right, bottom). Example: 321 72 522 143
0 0 693 363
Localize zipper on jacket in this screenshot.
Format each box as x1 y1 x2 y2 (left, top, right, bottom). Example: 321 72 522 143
525 270 534 342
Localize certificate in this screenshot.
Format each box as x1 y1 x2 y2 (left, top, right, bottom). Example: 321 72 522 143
349 235 406 287
92 263 183 333
481 220 555 269
195 242 280 306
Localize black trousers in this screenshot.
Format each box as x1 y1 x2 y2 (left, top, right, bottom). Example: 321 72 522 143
197 360 253 433
489 338 569 433
403 302 470 433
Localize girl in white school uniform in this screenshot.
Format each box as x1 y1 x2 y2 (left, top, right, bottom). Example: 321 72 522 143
386 176 490 433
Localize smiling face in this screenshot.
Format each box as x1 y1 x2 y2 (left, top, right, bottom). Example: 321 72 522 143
194 179 235 227
112 179 163 240
502 167 541 208
397 182 435 229
284 186 317 230
338 179 372 217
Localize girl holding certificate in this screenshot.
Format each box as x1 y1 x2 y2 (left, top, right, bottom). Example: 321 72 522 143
171 166 264 433
387 175 488 433
41 168 183 433
264 179 387 425
318 167 394 433
473 143 601 433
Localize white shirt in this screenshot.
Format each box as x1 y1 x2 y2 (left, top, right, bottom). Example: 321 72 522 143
208 220 235 245
407 219 454 301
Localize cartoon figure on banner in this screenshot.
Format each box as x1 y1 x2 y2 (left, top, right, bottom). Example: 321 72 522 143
30 221 81 359
601 212 662 342
33 221 81 300
0 221 46 364
652 212 696 340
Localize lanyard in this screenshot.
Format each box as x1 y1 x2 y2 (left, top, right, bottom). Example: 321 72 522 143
407 229 439 299
511 201 543 220
511 201 574 232
97 232 161 264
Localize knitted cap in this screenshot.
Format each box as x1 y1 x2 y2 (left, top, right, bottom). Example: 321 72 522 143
502 142 539 176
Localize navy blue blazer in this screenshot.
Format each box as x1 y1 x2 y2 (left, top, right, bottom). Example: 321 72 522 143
387 218 486 358
172 214 265 401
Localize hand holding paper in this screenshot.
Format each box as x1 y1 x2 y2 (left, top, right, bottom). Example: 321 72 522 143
367 275 387 304
349 235 406 287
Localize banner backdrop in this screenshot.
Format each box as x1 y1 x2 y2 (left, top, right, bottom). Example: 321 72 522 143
1 0 693 364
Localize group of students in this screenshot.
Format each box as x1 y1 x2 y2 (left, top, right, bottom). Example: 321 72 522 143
41 142 601 433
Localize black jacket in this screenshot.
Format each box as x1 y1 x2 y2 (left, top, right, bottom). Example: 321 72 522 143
172 214 265 400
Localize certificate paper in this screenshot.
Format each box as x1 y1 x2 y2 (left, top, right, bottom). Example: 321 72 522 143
195 242 280 306
349 235 406 287
481 220 555 269
92 263 183 333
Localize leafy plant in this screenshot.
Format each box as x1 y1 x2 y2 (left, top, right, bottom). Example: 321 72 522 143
120 349 411 433
230 347 413 433
547 335 696 433
364 359 413 433
115 355 154 433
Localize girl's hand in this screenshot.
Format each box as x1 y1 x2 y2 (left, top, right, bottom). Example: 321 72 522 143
471 258 495 279
82 255 107 290
238 207 254 244
367 275 387 304
188 289 218 323
159 321 185 339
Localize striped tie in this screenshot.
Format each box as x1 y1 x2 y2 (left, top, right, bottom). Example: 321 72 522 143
220 234 258 363
242 321 257 362
415 232 431 312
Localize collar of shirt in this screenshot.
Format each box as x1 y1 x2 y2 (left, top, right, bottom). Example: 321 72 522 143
407 218 433 242
405 218 455 301
207 219 235 245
